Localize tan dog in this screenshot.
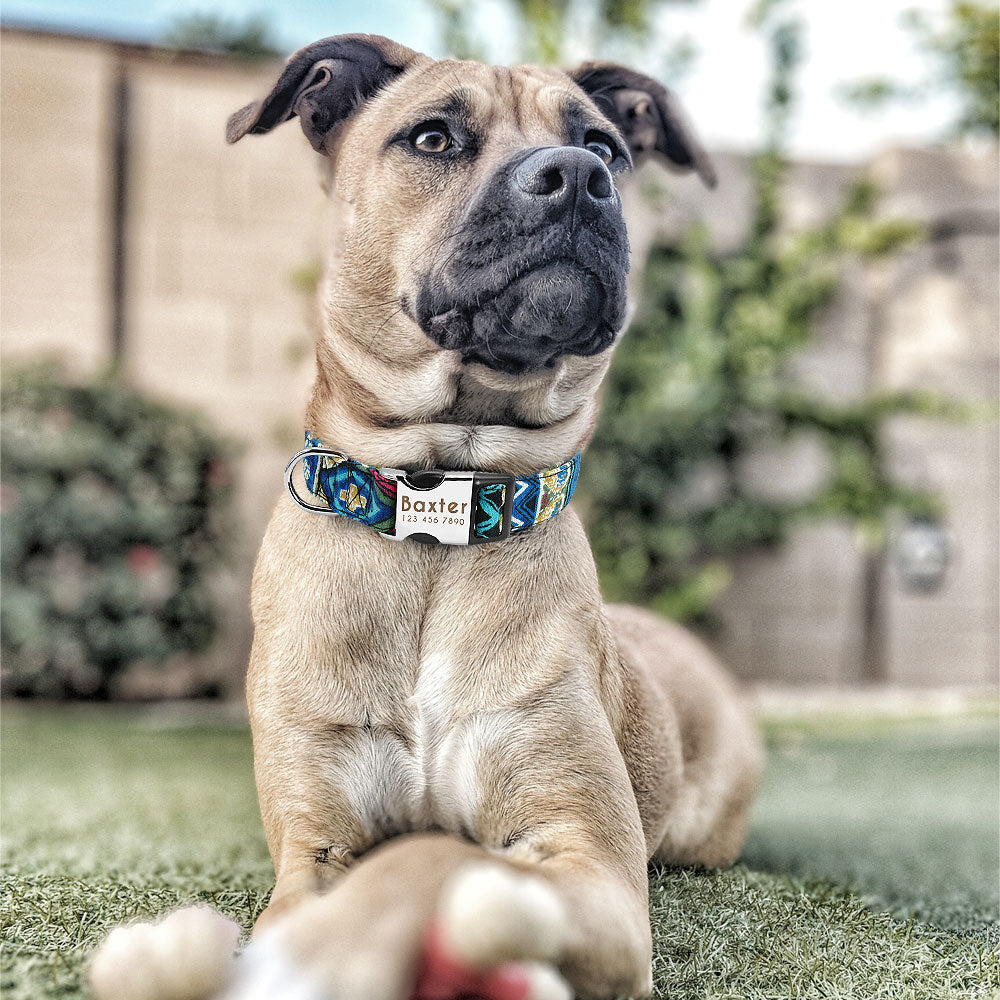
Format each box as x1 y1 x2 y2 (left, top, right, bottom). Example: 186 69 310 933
90 34 761 1000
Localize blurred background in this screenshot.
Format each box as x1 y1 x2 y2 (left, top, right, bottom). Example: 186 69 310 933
1 0 997 701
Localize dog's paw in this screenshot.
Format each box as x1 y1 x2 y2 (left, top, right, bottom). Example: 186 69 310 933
438 862 568 967
216 937 326 1000
516 963 573 1000
411 863 571 1000
89 905 241 1000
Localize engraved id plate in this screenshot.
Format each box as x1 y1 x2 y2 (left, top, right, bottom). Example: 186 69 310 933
394 474 476 545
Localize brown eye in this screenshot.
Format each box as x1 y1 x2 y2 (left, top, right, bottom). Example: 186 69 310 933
412 124 452 154
584 132 615 166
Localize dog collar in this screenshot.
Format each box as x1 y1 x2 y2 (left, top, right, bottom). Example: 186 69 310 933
285 432 581 545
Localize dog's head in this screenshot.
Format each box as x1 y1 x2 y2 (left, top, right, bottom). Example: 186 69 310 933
228 35 713 383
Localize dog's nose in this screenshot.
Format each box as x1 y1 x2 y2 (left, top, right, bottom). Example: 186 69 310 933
512 147 614 207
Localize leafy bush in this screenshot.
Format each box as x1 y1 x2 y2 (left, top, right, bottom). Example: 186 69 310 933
1 365 237 697
581 190 946 621
163 13 280 59
579 10 952 622
842 0 1000 139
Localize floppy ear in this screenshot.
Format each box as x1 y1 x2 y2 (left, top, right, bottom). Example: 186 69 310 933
568 62 716 189
226 34 419 153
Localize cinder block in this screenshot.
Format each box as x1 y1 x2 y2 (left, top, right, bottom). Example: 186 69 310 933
127 297 230 399
886 600 996 685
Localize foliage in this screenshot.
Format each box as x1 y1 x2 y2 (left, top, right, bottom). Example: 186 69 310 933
0 364 237 698
841 1 1000 139
580 5 948 621
164 12 280 60
503 0 664 62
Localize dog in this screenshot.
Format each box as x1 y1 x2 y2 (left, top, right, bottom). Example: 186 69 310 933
89 33 760 1000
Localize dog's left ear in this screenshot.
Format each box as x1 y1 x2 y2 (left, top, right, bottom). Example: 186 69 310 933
226 34 420 153
568 62 716 188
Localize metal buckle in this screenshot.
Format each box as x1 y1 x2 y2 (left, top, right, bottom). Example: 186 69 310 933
284 447 345 515
385 468 475 545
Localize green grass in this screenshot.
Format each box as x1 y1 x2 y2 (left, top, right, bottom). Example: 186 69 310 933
746 715 1000 938
2 704 997 999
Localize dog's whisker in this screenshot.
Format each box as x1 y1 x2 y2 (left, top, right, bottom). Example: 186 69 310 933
366 304 406 353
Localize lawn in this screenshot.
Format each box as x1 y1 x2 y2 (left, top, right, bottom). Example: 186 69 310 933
2 702 997 999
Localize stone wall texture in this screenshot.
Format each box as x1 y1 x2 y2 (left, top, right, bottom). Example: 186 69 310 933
3 27 997 692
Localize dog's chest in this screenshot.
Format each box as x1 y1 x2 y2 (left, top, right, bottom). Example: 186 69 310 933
334 645 492 844
295 528 563 847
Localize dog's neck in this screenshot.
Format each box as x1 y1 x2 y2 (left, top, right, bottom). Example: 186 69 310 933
304 312 610 477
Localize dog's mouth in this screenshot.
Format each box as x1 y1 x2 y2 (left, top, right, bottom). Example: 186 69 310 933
416 256 625 375
411 147 631 376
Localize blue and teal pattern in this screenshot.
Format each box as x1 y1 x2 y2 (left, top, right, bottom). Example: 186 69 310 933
301 432 397 534
473 482 508 541
510 477 540 533
535 458 578 525
296 431 580 543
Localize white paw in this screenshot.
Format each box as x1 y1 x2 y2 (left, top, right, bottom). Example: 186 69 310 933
438 862 568 967
216 938 325 1000
89 905 241 1000
519 961 574 1000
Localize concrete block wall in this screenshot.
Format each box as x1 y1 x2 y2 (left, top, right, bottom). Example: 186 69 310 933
1 32 111 372
1 28 321 691
875 146 1000 685
709 149 999 686
2 27 996 691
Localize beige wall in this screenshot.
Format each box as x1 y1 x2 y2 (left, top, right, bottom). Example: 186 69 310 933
876 147 999 684
2 27 997 692
2 32 111 371
664 150 1000 686
2 28 320 691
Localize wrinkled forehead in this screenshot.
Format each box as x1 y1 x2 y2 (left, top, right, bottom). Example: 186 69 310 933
371 59 622 149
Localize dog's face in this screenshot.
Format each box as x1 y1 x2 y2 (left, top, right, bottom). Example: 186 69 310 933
383 64 632 376
228 35 713 383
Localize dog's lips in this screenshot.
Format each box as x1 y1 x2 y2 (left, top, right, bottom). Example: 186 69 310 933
423 307 471 354
430 257 601 314
418 257 621 373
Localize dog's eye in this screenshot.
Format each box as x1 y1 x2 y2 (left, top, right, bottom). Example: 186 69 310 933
584 131 615 166
411 123 453 154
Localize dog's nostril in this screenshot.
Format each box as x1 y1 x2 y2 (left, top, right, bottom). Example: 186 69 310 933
587 166 612 200
537 167 564 195
513 148 617 204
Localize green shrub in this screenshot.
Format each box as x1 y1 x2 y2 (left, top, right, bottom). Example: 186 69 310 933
1 364 237 697
578 10 950 623
581 207 945 622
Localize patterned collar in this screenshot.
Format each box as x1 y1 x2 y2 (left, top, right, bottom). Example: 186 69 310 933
284 431 581 546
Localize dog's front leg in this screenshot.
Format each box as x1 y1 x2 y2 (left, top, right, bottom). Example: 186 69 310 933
246 513 435 934
417 667 654 999
469 697 654 999
230 832 577 1000
249 710 373 932
509 838 652 999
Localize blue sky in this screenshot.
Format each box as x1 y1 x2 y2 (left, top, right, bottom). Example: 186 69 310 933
1 0 438 49
2 0 960 160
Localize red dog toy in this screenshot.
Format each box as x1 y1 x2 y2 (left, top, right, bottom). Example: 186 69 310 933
411 922 535 1000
